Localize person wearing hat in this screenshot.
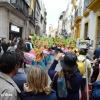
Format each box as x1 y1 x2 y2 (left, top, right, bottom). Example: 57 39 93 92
48 52 82 100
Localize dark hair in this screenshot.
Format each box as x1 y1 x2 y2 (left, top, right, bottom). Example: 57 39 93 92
18 38 24 45
10 41 15 46
79 48 87 55
25 38 27 40
85 37 90 40
0 51 21 74
20 57 24 68
14 40 17 43
28 38 31 41
2 38 6 41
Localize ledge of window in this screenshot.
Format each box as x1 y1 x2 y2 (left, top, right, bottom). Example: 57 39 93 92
87 0 100 12
70 25 74 30
74 16 83 24
71 0 77 8
83 9 91 17
71 0 76 5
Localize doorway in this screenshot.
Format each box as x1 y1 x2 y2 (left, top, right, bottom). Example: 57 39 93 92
9 23 22 40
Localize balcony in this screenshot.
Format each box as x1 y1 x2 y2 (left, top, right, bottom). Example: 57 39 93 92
83 0 91 17
74 8 82 24
71 0 77 8
70 25 74 30
35 19 40 27
70 17 74 30
10 0 29 17
83 9 91 17
83 0 92 12
87 0 100 12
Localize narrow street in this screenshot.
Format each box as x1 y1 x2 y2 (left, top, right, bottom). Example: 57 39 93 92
0 0 100 99
47 54 61 85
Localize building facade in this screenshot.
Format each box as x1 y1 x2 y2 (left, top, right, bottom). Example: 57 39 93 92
0 0 30 41
70 0 100 49
58 4 73 38
58 12 64 37
80 0 100 48
57 0 100 50
48 24 58 38
0 0 47 41
58 11 68 38
34 0 47 36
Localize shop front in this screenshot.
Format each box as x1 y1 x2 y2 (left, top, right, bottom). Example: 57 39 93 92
9 23 22 40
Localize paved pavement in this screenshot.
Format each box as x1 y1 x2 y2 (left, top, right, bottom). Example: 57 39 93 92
47 54 61 85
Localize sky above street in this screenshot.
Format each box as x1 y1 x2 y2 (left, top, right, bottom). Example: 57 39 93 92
43 0 70 31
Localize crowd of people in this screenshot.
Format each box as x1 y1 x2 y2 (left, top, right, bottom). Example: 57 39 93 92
0 37 100 100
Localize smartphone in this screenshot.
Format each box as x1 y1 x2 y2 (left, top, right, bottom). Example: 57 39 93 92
62 55 65 57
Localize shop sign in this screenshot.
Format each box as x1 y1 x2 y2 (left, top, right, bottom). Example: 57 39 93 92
11 25 20 32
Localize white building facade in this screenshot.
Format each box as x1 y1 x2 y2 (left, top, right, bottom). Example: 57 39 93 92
48 24 58 38
0 0 47 41
70 0 100 49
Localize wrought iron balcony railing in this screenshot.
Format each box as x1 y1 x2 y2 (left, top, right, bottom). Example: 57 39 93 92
83 0 93 12
75 7 82 19
10 0 29 17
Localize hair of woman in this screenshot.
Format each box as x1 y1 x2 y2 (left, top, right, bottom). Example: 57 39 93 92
27 65 51 95
18 38 24 46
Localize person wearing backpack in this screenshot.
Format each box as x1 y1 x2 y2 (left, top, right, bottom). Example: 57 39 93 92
25 38 32 52
48 52 82 100
77 48 91 93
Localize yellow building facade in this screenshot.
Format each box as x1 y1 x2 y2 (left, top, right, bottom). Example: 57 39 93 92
70 0 100 49
29 0 36 15
70 0 83 39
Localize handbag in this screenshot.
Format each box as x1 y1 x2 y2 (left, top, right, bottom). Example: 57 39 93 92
57 76 68 98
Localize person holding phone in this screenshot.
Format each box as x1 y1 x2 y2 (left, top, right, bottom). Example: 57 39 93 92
48 52 82 100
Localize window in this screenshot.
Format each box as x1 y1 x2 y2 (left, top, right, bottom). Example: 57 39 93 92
20 0 22 10
17 0 21 7
40 16 43 24
22 1 24 10
25 0 30 6
84 23 88 39
83 0 93 12
10 0 16 3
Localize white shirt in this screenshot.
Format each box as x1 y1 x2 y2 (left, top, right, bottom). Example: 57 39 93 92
26 42 32 50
